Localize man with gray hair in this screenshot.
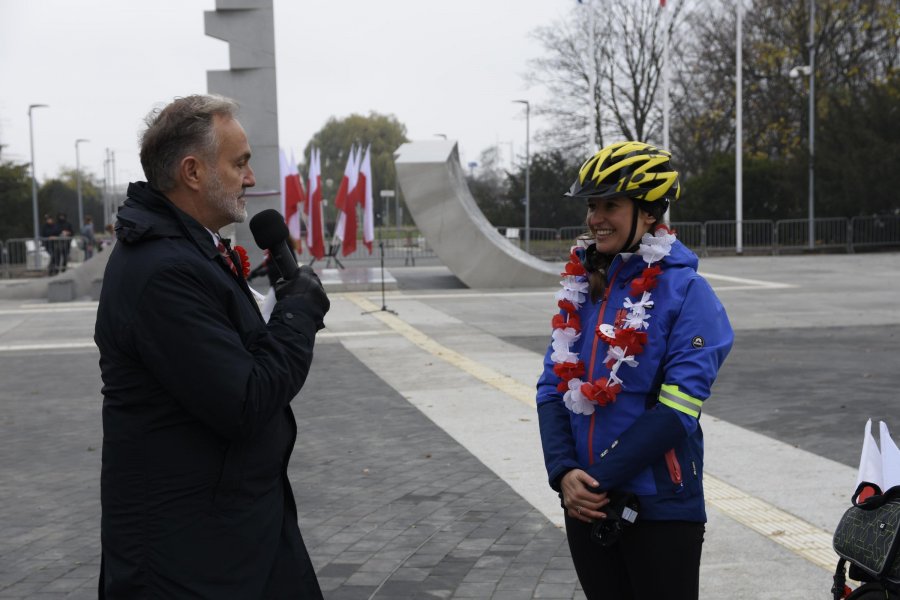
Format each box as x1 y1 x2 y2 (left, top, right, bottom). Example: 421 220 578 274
95 94 328 598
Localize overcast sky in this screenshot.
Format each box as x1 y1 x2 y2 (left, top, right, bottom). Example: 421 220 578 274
0 0 572 187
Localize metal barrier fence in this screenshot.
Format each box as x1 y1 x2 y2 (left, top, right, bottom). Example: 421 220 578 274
295 227 438 266
705 219 776 253
2 236 90 278
851 215 900 249
2 216 898 277
509 215 900 260
775 218 850 253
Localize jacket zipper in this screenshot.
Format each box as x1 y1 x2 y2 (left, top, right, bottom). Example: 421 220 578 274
587 261 624 466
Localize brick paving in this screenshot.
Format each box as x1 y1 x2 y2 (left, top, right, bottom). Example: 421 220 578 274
5 252 899 598
0 336 580 599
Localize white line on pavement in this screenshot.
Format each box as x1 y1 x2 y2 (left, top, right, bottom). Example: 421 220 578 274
701 272 795 288
0 341 97 352
318 330 393 339
0 306 99 316
352 274 792 303
0 330 388 352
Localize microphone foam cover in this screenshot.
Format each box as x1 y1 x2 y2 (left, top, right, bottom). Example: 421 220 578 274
249 209 289 250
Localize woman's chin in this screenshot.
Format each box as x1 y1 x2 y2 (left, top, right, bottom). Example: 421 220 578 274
594 237 620 253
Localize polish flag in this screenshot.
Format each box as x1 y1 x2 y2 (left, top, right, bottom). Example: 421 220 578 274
881 421 900 490
856 419 883 502
332 144 355 245
282 149 305 249
335 145 363 256
359 144 375 253
306 148 326 260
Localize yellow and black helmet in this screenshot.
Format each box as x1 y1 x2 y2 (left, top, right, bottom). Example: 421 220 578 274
567 141 681 204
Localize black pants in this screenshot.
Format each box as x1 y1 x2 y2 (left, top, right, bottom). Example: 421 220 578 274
565 514 705 600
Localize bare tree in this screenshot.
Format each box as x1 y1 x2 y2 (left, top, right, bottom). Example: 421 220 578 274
527 0 689 154
675 0 899 168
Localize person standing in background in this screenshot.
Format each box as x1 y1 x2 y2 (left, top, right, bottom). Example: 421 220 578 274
55 212 74 271
39 213 61 276
81 215 95 260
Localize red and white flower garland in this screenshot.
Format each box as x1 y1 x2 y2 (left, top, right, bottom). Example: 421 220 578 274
551 226 676 415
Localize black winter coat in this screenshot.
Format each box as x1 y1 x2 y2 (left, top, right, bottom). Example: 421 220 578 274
95 182 323 599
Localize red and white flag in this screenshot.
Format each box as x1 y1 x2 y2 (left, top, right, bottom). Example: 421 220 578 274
332 144 354 245
359 144 375 253
306 148 326 260
335 145 363 256
281 149 305 249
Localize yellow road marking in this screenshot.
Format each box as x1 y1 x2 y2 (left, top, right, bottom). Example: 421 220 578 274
345 292 839 573
344 293 536 408
704 476 836 571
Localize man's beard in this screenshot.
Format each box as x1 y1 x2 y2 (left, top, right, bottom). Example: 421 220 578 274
207 168 247 224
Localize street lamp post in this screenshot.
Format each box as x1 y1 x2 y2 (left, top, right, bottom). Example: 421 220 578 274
28 103 49 269
75 139 90 230
790 0 815 250
806 0 816 250
736 1 743 255
513 99 530 253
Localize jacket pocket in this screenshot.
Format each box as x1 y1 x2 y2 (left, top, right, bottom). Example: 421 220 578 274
213 441 243 509
666 445 703 496
665 448 683 486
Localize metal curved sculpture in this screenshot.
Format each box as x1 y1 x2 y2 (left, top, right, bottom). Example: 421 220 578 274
395 140 561 289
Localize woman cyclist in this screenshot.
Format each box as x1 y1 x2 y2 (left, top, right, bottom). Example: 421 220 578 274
536 141 733 599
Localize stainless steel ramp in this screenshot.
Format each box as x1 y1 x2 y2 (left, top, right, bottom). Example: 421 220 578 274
395 140 561 289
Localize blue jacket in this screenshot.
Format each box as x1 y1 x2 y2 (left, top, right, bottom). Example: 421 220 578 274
536 239 733 522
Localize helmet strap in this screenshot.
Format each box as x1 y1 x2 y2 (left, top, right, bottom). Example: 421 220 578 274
619 200 641 255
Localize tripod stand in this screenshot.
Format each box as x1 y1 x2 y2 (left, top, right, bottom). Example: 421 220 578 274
322 242 345 269
362 239 397 315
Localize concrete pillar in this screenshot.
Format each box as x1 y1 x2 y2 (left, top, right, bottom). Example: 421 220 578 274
205 0 280 269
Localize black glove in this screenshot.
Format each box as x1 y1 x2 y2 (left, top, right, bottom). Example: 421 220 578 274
274 265 330 329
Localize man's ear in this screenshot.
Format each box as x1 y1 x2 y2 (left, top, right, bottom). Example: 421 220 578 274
179 156 203 192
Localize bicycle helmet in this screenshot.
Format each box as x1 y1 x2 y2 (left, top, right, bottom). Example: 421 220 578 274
568 141 681 254
567 141 681 205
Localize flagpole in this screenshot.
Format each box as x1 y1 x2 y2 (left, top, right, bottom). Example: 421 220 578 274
807 0 816 250
735 0 744 255
661 0 671 226
577 0 597 151
661 0 669 152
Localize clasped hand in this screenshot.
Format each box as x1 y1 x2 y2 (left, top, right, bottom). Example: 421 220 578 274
561 469 610 524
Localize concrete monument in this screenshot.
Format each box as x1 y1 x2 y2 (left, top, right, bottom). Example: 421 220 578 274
395 140 561 288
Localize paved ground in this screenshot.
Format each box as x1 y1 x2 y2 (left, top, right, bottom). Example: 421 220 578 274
1 250 898 599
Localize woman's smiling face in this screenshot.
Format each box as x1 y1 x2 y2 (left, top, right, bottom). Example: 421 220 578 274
585 197 656 254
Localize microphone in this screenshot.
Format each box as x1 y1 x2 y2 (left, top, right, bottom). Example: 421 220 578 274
249 209 299 280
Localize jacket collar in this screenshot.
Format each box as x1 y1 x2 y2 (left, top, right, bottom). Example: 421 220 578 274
116 182 219 260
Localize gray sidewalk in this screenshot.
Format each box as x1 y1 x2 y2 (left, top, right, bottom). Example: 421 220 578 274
2 251 899 598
